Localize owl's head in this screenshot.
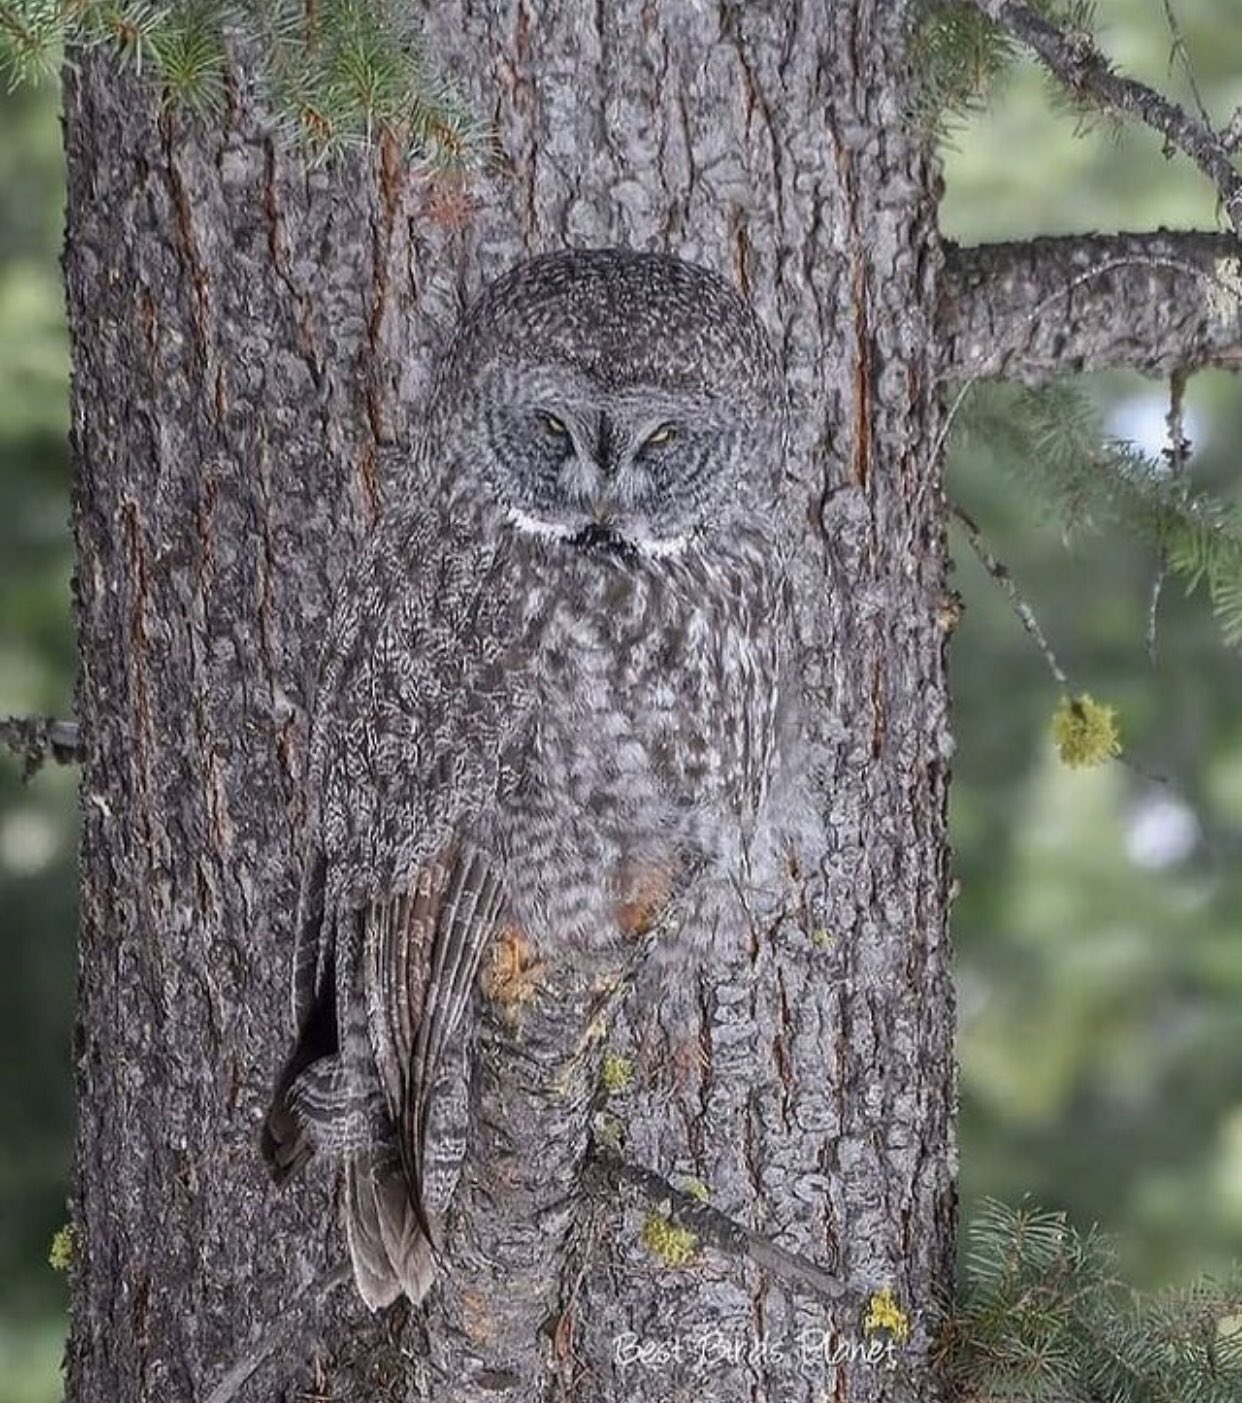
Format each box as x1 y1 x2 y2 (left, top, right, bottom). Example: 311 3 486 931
426 250 784 561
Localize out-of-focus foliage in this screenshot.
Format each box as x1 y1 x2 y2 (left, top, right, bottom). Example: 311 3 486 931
0 3 1241 1401
0 77 76 1403
943 0 1242 1293
955 380 1242 649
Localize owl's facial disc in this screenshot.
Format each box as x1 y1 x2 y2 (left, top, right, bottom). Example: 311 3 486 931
484 380 737 561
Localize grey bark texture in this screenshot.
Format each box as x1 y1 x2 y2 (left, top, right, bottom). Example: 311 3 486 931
61 2 1236 1402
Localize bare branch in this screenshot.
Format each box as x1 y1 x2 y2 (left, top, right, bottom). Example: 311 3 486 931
202 1263 351 1403
940 231 1242 384
950 504 1068 690
967 0 1242 237
1147 367 1192 661
589 1144 843 1304
0 716 83 777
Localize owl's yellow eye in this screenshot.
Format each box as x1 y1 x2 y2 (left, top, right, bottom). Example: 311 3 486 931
645 423 678 448
542 413 568 437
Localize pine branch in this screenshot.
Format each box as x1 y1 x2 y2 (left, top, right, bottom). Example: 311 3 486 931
0 0 489 167
950 379 1242 650
908 2 1023 138
965 0 1242 237
949 1200 1242 1403
940 231 1242 384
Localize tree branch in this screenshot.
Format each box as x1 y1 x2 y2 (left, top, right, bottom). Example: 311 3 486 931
203 1263 351 1403
0 716 83 776
968 0 1242 238
940 230 1242 383
588 1144 844 1304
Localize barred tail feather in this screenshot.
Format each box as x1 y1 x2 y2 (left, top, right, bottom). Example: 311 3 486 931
345 1149 437 1310
261 1087 313 1184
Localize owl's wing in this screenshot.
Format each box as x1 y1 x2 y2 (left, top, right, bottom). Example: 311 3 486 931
338 840 505 1308
263 505 524 1308
362 840 506 1226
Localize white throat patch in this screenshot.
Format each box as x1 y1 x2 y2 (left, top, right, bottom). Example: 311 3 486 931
505 507 690 559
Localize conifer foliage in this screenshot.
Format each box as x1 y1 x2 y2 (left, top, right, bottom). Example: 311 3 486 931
0 0 485 165
947 1200 1242 1403
953 381 1242 650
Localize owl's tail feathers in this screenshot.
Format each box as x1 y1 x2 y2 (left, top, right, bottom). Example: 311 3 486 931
261 1090 314 1184
262 978 338 1184
345 1148 437 1310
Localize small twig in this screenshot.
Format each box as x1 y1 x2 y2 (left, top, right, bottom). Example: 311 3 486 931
1159 0 1212 131
1147 368 1192 661
589 1144 843 1304
952 507 1170 784
0 716 82 778
203 1261 352 1403
1145 559 1167 665
969 0 1242 238
950 503 1068 689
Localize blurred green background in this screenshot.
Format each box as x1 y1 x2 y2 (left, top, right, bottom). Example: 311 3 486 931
1 3 1240 1398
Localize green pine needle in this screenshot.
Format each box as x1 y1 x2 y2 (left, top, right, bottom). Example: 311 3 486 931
952 380 1242 652
0 0 487 167
910 0 1104 140
950 1199 1242 1403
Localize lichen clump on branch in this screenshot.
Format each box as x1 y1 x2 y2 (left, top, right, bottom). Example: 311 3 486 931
1052 694 1121 769
640 1210 697 1268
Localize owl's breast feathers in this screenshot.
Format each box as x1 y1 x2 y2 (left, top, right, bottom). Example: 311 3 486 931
264 497 788 1307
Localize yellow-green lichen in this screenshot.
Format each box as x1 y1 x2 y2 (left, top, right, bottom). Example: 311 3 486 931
640 1210 697 1268
863 1286 910 1342
593 1110 624 1148
48 1224 75 1272
680 1177 710 1203
1052 693 1121 769
810 927 834 949
600 1052 634 1094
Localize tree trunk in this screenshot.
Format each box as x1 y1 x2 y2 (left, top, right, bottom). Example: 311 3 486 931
63 5 953 1401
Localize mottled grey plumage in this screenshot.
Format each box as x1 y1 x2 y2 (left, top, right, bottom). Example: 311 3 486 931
262 248 795 1309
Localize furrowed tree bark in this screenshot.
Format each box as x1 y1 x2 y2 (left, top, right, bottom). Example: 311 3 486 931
941 231 1242 382
64 5 954 1402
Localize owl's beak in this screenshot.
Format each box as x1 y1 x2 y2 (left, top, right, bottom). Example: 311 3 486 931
570 521 637 563
594 413 619 479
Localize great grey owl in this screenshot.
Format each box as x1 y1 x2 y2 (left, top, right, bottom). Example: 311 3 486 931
262 248 795 1310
